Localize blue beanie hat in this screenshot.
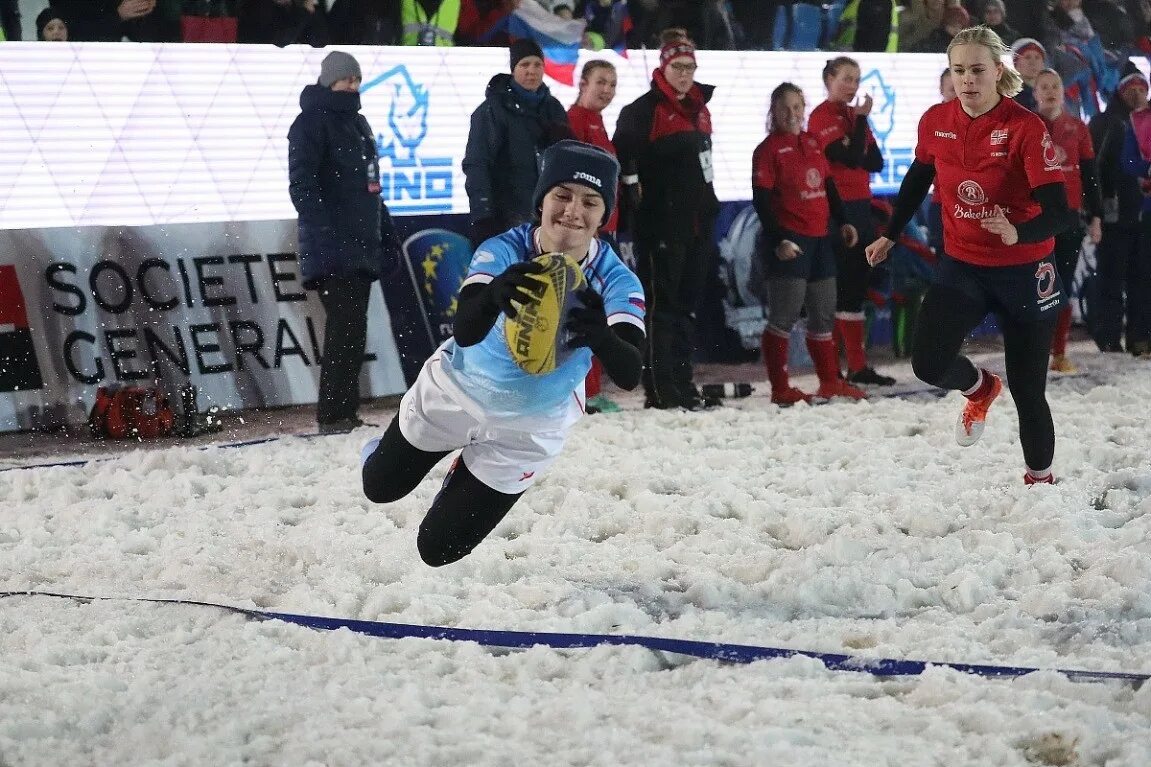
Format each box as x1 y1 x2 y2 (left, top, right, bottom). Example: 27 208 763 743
533 140 620 224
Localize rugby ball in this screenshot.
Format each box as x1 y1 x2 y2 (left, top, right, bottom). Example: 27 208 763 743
504 252 586 375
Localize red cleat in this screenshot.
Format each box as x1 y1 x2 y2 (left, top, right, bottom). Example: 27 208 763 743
1024 471 1056 485
771 386 812 406
956 371 1003 447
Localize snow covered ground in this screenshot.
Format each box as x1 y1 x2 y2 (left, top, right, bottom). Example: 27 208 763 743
2 344 1149 766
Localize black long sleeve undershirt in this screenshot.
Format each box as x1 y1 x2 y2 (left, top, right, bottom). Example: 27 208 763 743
823 116 882 171
1014 182 1071 242
884 159 936 241
752 178 848 247
1078 157 1103 220
453 283 645 390
825 178 848 224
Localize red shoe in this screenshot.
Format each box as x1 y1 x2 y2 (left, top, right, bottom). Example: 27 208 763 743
815 378 867 401
771 386 812 406
956 371 1002 447
1024 471 1056 485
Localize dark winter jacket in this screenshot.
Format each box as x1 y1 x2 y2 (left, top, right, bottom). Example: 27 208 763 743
237 0 328 46
461 73 571 227
1096 98 1145 222
288 84 398 289
53 0 178 41
613 72 719 242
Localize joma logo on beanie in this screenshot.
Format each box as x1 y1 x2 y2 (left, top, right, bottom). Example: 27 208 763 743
572 171 602 187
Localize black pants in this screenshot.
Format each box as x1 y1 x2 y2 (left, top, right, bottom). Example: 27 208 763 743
1095 220 1151 350
316 274 373 424
835 199 877 314
636 233 707 405
362 418 523 567
912 283 1059 471
1052 224 1084 300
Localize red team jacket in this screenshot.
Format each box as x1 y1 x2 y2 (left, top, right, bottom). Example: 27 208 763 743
567 103 620 234
752 131 832 237
1040 110 1094 213
916 97 1064 266
808 100 877 202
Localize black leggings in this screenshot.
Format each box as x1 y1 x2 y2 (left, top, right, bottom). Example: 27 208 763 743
912 283 1059 471
362 418 523 567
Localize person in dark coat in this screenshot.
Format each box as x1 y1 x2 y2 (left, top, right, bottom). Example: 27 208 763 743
288 51 402 433
0 0 21 40
613 38 720 410
52 0 177 41
1089 68 1149 352
237 0 328 46
462 38 572 247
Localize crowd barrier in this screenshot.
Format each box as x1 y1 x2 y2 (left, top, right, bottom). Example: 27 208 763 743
2 43 1123 433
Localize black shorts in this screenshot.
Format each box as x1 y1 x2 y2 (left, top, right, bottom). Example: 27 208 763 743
765 228 837 282
934 253 1068 324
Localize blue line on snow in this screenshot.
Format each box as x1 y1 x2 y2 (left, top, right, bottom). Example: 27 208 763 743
2 592 1146 684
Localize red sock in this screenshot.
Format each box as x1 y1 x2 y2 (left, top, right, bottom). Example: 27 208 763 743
836 317 867 373
964 368 995 400
1051 306 1072 357
762 329 791 392
585 357 603 398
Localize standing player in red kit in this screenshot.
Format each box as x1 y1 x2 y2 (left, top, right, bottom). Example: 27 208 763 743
809 56 897 387
865 26 1071 486
567 59 623 413
753 82 866 404
1033 67 1102 373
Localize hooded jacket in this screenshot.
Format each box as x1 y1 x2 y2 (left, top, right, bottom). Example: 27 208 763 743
288 83 397 288
462 73 571 226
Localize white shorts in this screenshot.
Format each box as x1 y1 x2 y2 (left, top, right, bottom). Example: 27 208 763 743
397 352 583 494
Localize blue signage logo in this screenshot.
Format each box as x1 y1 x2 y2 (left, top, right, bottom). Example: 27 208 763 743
861 68 912 194
362 65 453 213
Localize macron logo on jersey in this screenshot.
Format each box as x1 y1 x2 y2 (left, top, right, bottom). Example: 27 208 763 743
572 171 602 188
935 131 957 139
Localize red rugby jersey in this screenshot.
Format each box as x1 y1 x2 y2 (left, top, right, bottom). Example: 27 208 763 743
752 131 832 238
567 104 620 234
915 97 1065 266
1040 110 1094 213
808 99 876 201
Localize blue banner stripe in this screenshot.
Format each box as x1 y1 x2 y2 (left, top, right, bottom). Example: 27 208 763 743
2 592 1145 684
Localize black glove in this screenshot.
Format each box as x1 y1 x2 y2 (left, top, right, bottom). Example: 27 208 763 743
565 288 612 350
483 260 547 319
470 216 504 248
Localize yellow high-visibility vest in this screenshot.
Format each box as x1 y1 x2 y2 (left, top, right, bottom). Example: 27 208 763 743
834 0 899 53
401 0 460 46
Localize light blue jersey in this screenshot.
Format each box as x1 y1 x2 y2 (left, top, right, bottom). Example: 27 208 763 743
442 224 645 418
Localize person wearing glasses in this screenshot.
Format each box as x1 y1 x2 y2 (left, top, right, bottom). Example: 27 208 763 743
613 38 721 411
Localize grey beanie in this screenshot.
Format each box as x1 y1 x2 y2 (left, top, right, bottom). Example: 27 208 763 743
533 140 620 224
318 51 362 88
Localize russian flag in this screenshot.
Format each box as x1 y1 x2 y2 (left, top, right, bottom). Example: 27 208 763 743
506 0 584 86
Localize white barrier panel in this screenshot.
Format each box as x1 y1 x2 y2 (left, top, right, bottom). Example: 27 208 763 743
0 222 407 432
0 43 952 230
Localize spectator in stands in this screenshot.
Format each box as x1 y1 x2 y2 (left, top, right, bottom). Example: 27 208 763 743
583 0 631 52
455 0 517 45
912 5 971 53
752 82 866 405
54 0 177 41
1119 76 1151 357
729 0 769 49
288 52 403 434
567 59 622 414
36 7 68 40
463 38 572 246
979 0 1020 45
237 0 327 46
835 0 899 52
400 0 459 45
328 0 399 45
0 0 20 40
1089 68 1151 353
898 0 956 52
1034 67 1103 372
1010 37 1046 111
614 37 720 410
809 56 896 386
